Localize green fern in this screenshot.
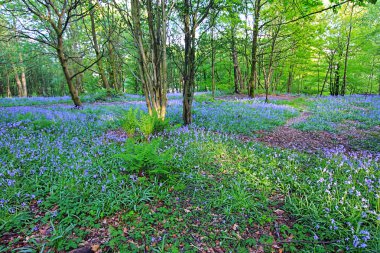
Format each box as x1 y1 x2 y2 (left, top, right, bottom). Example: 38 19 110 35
139 113 155 140
116 138 174 180
121 108 139 136
122 108 170 141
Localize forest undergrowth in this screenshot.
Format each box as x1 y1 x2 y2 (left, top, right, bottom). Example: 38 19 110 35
0 93 379 253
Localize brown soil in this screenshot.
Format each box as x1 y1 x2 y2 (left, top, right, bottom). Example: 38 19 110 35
256 127 350 153
284 112 311 127
251 112 350 153
246 112 379 155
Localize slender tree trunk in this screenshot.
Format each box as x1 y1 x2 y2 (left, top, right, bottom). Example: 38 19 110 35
108 42 120 91
19 54 27 97
13 64 23 97
231 26 242 94
160 0 168 119
317 52 321 95
320 63 331 96
69 24 85 93
334 63 340 96
211 25 216 98
287 65 293 93
263 23 280 102
182 0 212 124
248 0 261 98
341 4 354 96
57 37 82 107
183 0 193 125
243 0 249 89
6 73 12 97
131 0 167 119
90 5 110 95
368 56 375 94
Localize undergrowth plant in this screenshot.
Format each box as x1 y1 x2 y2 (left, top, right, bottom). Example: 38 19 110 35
116 138 174 180
122 109 170 140
122 107 139 136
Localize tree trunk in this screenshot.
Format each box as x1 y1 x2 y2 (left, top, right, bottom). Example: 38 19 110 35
19 54 27 97
368 56 375 94
108 42 120 91
231 26 242 94
341 4 354 96
90 5 110 95
211 24 216 98
243 0 249 90
160 0 168 119
333 63 340 96
131 0 167 119
183 0 193 125
6 73 12 97
287 65 293 93
57 37 82 107
13 64 23 97
320 63 331 96
317 52 321 95
248 0 261 98
263 23 280 102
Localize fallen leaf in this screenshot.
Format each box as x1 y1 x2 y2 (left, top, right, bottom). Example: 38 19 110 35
91 245 100 252
274 209 285 215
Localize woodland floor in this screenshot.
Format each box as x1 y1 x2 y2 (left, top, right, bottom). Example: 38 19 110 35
0 93 379 253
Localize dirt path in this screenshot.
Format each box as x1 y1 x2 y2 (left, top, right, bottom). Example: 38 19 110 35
284 112 311 127
253 111 355 154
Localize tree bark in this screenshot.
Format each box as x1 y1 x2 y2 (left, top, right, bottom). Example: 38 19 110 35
6 73 12 97
320 63 331 96
90 4 110 95
19 54 27 97
333 63 340 96
263 22 281 102
130 0 168 119
368 56 375 94
287 65 293 93
57 36 82 107
341 4 354 96
211 24 216 98
248 0 261 98
13 64 23 97
183 0 193 125
231 26 242 94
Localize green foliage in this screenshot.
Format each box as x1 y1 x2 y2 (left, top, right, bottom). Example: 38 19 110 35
2 94 380 252
139 113 155 140
32 119 56 130
121 107 140 136
272 97 311 111
194 94 215 103
83 90 124 103
121 109 170 140
116 138 174 179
